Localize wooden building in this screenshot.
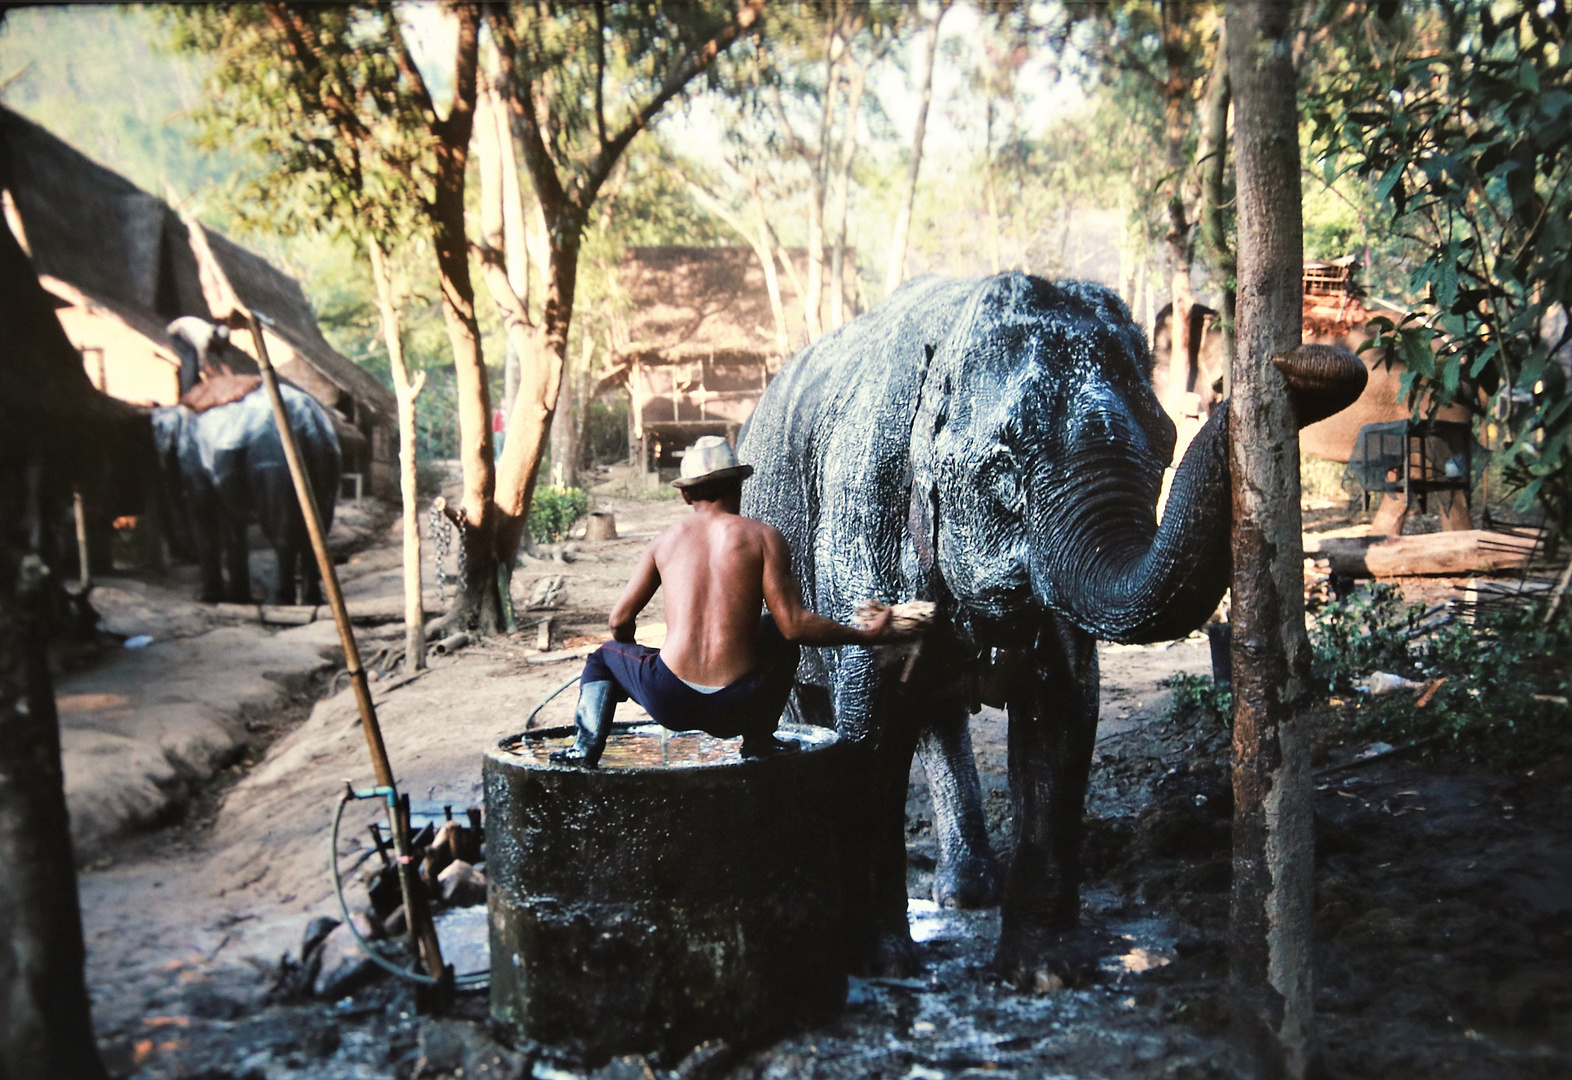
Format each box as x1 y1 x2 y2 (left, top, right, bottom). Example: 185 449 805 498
0 107 397 498
602 245 854 477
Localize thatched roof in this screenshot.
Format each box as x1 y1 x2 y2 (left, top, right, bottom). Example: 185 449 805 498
0 206 148 487
201 229 394 420
615 245 855 365
0 106 393 422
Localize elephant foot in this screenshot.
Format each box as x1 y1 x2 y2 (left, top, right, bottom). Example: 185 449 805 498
854 931 921 979
993 920 1114 991
933 852 1001 910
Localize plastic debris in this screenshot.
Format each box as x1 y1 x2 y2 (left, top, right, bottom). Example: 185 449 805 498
123 635 154 649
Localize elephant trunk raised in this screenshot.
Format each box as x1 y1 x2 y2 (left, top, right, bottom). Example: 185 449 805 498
1028 345 1365 645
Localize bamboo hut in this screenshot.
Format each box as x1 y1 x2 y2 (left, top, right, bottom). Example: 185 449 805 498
598 245 855 478
0 106 397 499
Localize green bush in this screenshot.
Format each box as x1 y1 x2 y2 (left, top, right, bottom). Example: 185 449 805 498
1308 584 1572 764
1165 671 1233 729
527 484 589 544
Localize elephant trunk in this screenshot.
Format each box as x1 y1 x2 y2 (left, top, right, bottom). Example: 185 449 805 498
1033 345 1365 644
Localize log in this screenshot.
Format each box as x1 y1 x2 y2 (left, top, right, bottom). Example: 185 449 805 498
260 604 316 625
333 594 443 625
1319 530 1536 578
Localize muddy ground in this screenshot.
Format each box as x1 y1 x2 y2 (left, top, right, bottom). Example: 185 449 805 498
66 472 1571 1079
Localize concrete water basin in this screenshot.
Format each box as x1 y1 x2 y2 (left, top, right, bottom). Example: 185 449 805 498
484 721 849 1066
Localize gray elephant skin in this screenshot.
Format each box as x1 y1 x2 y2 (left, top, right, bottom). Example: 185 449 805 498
153 328 340 606
737 273 1364 977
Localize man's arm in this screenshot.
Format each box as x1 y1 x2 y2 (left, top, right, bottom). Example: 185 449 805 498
608 542 661 643
760 526 893 646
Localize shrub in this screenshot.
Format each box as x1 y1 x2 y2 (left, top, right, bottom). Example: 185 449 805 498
528 484 589 544
1308 584 1572 764
1165 671 1233 729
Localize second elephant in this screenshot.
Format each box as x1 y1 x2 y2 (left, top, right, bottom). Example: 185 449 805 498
153 382 341 606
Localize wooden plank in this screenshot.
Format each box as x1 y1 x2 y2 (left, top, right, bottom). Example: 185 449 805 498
1319 530 1536 578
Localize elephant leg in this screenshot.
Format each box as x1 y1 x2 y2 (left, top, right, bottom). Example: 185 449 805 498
862 717 924 977
270 538 297 607
994 614 1101 981
918 708 1002 910
829 661 923 978
297 527 324 607
189 499 227 603
225 516 253 604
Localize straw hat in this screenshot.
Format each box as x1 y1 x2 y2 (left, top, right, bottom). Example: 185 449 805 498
671 435 754 489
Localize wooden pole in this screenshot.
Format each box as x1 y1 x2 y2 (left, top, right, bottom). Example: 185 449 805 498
242 312 447 988
1227 2 1318 1076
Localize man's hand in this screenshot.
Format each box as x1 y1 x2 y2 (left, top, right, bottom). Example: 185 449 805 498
857 604 895 643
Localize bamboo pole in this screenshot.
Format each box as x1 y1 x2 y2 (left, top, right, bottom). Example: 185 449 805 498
242 310 448 991
179 209 446 993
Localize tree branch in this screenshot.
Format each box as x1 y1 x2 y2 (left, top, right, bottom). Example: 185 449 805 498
578 0 765 210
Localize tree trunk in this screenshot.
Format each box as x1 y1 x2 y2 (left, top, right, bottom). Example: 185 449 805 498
827 55 864 332
884 0 949 299
369 241 426 672
1198 25 1237 400
805 185 827 342
429 8 500 634
1226 3 1317 1076
753 187 789 356
494 227 581 574
1162 1 1197 420
0 482 107 1080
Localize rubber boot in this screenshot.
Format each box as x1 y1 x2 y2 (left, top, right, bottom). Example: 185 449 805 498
550 681 616 768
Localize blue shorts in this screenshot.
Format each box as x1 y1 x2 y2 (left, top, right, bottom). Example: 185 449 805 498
581 614 800 739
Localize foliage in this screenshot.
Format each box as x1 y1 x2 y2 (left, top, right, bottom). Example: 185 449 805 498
1165 670 1233 729
0 6 242 198
165 5 428 244
1308 583 1572 763
1307 1 1572 545
1309 583 1431 693
578 400 629 470
527 484 589 544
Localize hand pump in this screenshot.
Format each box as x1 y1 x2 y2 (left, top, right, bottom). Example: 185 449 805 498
181 216 448 999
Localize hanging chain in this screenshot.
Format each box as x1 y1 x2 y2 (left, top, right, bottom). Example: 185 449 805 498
429 502 451 604
427 501 468 604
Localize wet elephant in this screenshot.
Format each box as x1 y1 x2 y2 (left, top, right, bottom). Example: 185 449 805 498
738 274 1364 976
154 321 340 605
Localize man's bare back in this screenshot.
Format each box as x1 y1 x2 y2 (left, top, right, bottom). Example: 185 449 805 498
608 491 891 689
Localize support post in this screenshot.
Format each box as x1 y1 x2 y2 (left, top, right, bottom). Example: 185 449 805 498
1227 3 1318 1076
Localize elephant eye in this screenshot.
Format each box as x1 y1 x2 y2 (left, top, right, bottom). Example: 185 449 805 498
981 446 1021 508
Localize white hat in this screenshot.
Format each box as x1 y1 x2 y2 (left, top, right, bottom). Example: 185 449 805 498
672 435 754 489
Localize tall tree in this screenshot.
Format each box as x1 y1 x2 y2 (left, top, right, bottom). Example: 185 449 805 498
171 2 464 658
176 3 497 630
883 0 952 298
483 0 765 578
1226 1 1318 1075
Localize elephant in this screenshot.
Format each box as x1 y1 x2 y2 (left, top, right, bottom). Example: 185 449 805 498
737 273 1365 977
153 319 341 606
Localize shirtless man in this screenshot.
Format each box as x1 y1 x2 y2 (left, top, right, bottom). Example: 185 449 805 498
551 436 893 766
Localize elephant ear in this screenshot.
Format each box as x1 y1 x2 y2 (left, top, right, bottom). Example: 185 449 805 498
906 341 948 594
